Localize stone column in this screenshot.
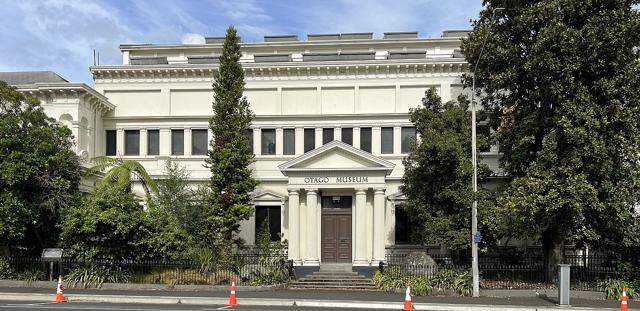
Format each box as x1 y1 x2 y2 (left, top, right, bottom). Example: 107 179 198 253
373 188 386 263
305 189 319 264
354 188 368 265
288 189 300 264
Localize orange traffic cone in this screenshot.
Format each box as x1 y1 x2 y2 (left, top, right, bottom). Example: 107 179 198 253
226 280 238 307
403 284 414 311
52 275 67 303
620 288 628 311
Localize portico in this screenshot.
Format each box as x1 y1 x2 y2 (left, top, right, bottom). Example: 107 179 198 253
279 141 394 267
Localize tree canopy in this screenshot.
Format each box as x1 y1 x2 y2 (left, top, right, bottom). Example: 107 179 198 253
203 26 258 247
462 0 640 272
0 81 81 255
401 89 490 250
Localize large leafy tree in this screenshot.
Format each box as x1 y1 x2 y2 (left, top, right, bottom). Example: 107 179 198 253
203 26 258 247
462 0 640 276
401 89 490 251
88 156 158 195
0 81 81 255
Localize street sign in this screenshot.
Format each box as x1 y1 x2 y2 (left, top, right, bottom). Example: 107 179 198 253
474 231 482 243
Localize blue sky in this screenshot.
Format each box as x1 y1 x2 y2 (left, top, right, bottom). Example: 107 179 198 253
0 0 485 85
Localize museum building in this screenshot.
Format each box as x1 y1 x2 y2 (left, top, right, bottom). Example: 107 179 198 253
2 30 501 270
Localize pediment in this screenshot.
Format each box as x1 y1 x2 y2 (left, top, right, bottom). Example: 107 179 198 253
253 190 285 202
279 141 395 175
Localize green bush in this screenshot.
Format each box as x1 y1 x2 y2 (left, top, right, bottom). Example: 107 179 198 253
19 270 46 283
66 264 129 288
373 265 472 296
410 276 433 296
599 279 636 300
0 257 15 279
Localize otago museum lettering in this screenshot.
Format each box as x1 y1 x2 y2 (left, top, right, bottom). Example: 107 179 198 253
303 176 369 184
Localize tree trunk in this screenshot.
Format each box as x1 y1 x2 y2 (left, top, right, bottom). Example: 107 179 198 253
541 229 564 283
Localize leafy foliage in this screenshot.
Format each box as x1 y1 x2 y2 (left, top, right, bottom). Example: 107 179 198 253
250 222 289 285
462 1 640 272
66 264 129 288
0 257 15 279
401 89 490 249
0 81 81 255
87 156 158 195
599 278 637 300
373 265 472 296
203 26 258 246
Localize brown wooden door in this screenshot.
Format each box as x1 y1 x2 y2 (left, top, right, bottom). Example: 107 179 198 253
321 213 352 263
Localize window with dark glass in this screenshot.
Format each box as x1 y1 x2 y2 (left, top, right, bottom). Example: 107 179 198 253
171 129 184 155
245 129 254 153
478 124 491 152
322 128 334 145
401 127 416 153
341 128 353 145
105 130 116 156
360 127 372 152
381 127 394 154
283 129 295 155
147 130 159 155
304 128 315 152
395 205 411 244
192 129 208 155
261 129 276 155
124 130 140 155
255 206 281 241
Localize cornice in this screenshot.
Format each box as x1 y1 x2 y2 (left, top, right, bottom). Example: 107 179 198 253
91 59 469 83
14 83 115 114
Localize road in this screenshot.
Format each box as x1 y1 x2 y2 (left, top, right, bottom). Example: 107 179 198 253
0 300 371 311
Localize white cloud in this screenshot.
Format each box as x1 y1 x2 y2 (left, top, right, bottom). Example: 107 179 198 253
181 33 206 44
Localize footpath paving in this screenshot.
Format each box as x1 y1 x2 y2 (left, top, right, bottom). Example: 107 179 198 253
0 287 634 310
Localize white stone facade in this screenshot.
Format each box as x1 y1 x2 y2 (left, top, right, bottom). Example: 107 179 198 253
15 31 503 267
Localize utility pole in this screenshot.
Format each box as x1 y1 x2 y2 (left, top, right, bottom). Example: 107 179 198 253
471 7 503 298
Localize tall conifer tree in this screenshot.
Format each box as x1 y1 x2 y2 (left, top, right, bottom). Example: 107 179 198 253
204 26 258 246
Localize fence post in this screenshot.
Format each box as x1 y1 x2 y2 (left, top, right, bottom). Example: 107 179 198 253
558 264 571 306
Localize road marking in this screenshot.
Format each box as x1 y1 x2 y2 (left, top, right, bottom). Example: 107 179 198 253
0 304 206 311
216 306 231 310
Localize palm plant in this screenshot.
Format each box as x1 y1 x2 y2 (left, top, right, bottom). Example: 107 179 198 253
87 156 158 195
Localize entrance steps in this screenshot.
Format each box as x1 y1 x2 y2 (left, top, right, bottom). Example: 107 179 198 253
290 264 378 290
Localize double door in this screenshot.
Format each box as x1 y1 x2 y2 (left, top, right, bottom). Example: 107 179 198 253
320 196 352 263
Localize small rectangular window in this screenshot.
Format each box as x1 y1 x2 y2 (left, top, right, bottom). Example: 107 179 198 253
283 129 295 155
341 128 353 146
322 128 334 145
147 130 159 156
381 127 394 154
255 206 281 241
245 129 254 153
124 130 140 156
304 128 315 153
192 129 208 156
360 127 372 153
401 127 416 153
105 130 116 156
261 129 276 155
171 129 184 155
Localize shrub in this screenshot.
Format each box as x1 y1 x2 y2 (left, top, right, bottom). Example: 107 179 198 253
0 257 15 279
66 264 129 288
599 279 636 300
410 276 433 296
19 270 46 284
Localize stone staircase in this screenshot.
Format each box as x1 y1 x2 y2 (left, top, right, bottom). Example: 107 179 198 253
289 264 378 290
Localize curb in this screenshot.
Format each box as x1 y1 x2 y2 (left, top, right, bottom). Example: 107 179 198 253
0 292 627 311
0 280 280 292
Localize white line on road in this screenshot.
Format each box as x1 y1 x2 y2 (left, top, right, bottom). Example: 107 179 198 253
0 304 213 311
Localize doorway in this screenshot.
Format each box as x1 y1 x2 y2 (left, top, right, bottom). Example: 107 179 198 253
320 196 352 263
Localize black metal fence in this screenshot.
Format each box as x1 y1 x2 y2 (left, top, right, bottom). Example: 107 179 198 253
384 253 640 290
3 254 293 286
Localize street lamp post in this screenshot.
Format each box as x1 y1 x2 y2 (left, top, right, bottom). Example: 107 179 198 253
471 8 503 298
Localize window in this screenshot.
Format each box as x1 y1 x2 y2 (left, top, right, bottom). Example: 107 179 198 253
304 128 315 152
395 205 411 244
341 128 353 145
245 129 254 153
124 130 140 156
261 129 276 155
381 127 394 154
401 127 416 153
105 130 116 156
192 129 208 155
171 129 184 155
478 124 491 152
322 128 334 145
283 129 295 155
147 130 159 155
255 206 281 241
360 127 372 152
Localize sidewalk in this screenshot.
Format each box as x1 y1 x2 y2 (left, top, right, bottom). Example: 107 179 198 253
0 287 633 310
